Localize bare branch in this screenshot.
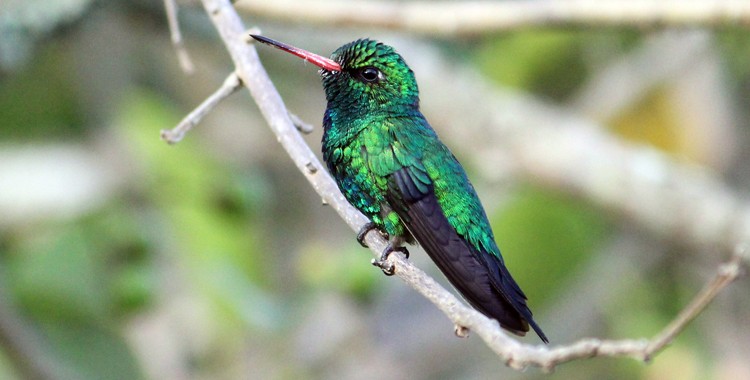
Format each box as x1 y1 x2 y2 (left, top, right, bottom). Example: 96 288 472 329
290 113 315 134
161 71 242 144
171 0 749 371
643 248 746 360
164 0 195 73
235 0 750 36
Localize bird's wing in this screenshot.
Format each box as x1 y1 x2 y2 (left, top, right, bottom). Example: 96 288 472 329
386 164 548 341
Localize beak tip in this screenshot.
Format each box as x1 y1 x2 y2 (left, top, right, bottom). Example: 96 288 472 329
251 35 342 72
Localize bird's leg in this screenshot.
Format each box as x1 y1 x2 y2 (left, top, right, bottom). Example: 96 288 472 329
356 222 387 248
371 235 409 276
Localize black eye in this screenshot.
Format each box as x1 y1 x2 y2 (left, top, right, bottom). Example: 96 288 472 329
358 67 381 83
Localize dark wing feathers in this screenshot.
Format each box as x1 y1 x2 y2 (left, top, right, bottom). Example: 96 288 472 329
387 167 548 342
477 249 548 342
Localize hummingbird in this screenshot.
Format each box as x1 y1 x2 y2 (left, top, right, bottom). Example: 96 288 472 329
251 35 548 343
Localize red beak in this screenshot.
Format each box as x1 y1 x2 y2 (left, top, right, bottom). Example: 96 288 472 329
251 35 342 72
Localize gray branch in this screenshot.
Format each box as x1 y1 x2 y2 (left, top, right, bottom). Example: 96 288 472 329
161 71 242 144
163 0 195 74
235 0 750 36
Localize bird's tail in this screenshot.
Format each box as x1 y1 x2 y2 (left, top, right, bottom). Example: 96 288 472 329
392 179 547 342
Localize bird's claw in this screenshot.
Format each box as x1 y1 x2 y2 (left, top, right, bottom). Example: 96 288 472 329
372 245 409 276
371 258 395 276
356 222 387 248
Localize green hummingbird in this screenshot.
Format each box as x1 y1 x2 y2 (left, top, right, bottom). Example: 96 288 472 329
252 35 548 343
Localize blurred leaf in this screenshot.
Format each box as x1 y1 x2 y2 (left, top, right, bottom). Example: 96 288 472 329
114 89 280 329
8 226 110 323
0 44 84 139
41 322 144 380
296 242 380 303
645 345 707 380
4 213 148 379
491 185 610 305
111 261 154 315
609 87 691 159
474 31 588 100
608 278 666 338
7 202 159 320
718 28 750 80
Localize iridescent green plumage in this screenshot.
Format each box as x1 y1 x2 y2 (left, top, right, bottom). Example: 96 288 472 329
253 35 547 343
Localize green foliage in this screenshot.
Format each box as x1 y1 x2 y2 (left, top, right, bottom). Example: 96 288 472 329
0 87 283 378
474 31 641 100
41 322 144 380
114 89 282 330
718 28 750 80
491 185 611 305
474 31 589 100
0 43 85 140
4 207 151 379
296 243 381 303
9 225 116 323
5 200 159 322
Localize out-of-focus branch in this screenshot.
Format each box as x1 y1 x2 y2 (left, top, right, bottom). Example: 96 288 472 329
161 72 242 144
163 0 195 73
166 0 749 370
570 31 710 122
235 0 750 36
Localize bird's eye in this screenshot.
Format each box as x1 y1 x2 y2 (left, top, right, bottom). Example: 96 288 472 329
358 67 381 83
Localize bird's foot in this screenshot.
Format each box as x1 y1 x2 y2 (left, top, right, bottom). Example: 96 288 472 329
356 222 387 248
371 242 409 276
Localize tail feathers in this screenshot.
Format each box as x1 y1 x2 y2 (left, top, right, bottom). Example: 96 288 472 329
488 255 549 343
387 169 548 343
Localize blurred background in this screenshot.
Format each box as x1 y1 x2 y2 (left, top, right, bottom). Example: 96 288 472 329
1 0 749 379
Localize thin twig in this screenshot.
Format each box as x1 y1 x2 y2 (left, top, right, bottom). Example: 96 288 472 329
290 113 315 134
235 0 750 37
176 0 748 370
643 250 746 360
164 0 195 74
161 72 243 144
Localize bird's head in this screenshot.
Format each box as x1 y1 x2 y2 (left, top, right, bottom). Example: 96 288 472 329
252 35 419 116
